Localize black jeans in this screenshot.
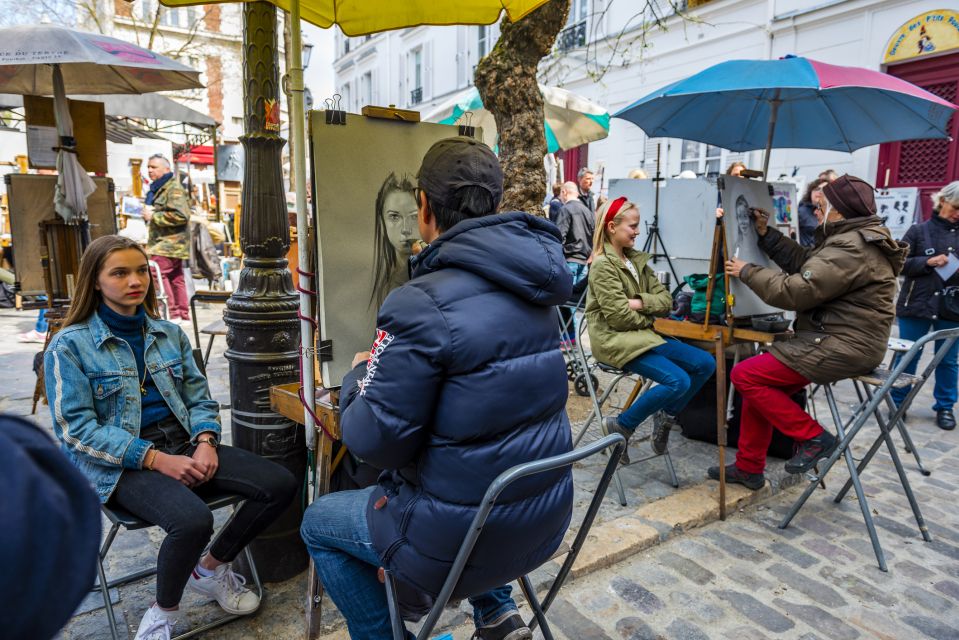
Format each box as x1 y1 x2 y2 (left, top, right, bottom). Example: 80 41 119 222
109 420 298 607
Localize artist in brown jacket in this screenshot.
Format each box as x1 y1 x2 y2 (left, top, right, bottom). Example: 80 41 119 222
714 175 908 490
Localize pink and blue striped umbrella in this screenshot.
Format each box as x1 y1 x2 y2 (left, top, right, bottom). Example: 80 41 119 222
615 55 957 174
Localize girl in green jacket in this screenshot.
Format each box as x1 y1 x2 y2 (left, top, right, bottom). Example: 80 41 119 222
586 197 715 463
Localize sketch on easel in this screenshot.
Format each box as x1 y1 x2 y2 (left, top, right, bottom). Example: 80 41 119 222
720 176 780 318
311 112 479 386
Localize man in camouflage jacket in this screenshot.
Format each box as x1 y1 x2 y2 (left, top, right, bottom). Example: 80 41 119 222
144 154 191 321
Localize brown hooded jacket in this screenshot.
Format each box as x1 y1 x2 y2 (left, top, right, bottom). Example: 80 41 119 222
740 217 908 384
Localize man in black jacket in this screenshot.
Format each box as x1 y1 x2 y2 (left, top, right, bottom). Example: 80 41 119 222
301 137 574 640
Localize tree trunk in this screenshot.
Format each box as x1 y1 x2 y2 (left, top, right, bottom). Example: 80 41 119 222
474 0 568 216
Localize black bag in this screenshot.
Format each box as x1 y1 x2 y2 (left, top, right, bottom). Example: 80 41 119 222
940 286 959 322
677 358 803 460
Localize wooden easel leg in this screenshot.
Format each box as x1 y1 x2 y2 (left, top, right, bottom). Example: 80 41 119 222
703 223 723 329
716 336 727 521
306 428 334 639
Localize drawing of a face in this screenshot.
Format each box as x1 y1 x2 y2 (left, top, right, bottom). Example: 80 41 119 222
383 190 419 260
371 172 418 309
735 195 752 238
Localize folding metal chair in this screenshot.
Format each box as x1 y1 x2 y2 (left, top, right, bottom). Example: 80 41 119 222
779 327 959 572
558 306 681 507
189 291 231 369
382 434 626 640
807 337 928 475
94 494 263 640
149 260 170 321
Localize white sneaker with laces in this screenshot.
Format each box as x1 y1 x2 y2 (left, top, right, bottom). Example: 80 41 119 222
187 563 260 615
134 605 175 640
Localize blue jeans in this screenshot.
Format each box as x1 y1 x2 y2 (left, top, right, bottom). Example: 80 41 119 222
561 262 588 341
616 338 716 430
300 488 518 640
890 316 959 412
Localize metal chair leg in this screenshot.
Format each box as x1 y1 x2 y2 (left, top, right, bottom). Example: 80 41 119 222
97 531 121 640
519 575 554 640
780 384 887 571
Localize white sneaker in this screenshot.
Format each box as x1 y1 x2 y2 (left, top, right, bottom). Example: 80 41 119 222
17 329 46 343
187 563 260 615
134 605 175 640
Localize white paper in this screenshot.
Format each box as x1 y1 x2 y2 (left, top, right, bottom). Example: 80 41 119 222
935 253 959 283
25 124 59 168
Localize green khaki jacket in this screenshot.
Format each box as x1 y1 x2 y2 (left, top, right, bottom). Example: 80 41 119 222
586 244 673 369
740 217 908 384
147 176 191 260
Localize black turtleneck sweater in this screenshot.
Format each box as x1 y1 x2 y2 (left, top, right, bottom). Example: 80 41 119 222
97 303 172 426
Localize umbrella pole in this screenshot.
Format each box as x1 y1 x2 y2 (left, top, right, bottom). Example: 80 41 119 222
288 0 317 454
762 95 781 180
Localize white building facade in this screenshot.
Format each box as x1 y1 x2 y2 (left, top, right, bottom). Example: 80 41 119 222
330 0 958 217
539 0 958 215
331 23 500 116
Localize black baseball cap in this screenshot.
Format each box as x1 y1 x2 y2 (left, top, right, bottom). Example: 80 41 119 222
417 136 503 211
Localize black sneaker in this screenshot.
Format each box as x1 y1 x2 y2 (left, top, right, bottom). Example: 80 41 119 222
937 409 956 431
604 416 633 465
472 612 531 640
785 431 838 474
651 411 675 455
707 463 765 490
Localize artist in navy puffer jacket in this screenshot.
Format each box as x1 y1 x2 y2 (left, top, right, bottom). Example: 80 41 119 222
301 137 574 640
347 210 574 595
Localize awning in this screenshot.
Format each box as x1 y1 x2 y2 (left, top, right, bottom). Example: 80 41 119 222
175 144 214 165
105 115 166 144
0 92 216 127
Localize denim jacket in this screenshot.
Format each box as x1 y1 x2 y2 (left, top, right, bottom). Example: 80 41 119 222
44 311 220 502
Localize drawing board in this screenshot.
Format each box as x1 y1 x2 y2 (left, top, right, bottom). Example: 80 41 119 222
608 178 715 288
720 176 780 318
311 111 479 386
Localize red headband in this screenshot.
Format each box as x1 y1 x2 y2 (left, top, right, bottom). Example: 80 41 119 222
603 196 628 227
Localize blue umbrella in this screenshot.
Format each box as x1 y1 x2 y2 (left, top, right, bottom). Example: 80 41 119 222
614 55 957 176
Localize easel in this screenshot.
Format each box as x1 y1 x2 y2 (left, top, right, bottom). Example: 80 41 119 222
641 144 679 287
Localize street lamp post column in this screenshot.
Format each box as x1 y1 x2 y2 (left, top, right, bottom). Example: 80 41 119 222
224 0 307 581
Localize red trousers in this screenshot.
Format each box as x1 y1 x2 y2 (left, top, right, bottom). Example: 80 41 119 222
152 255 189 320
731 352 823 474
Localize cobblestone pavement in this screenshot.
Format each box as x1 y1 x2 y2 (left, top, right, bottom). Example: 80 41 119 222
3 305 958 639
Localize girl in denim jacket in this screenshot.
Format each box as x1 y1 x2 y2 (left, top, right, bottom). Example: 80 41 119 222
44 235 298 640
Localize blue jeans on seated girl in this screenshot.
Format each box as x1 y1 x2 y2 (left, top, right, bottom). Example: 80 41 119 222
300 487 519 640
890 316 959 411
616 338 716 430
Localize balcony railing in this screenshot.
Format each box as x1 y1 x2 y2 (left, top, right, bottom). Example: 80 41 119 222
410 87 423 105
557 21 586 52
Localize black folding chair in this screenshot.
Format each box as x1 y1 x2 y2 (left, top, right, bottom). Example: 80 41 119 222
779 327 959 572
94 494 263 640
383 434 626 640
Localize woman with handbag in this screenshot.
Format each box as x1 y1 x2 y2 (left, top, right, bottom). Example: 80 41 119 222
893 181 959 430
586 197 715 463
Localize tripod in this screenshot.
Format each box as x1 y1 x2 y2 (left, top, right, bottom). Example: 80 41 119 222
642 144 679 287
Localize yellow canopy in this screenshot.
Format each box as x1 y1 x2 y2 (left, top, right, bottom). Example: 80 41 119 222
158 0 551 35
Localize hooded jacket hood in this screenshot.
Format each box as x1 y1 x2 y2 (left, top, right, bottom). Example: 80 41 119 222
818 215 907 275
412 211 573 306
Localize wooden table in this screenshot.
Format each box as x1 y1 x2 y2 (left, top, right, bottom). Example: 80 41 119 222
269 382 339 640
653 318 789 519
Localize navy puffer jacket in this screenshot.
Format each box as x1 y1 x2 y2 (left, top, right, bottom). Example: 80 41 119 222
340 211 574 599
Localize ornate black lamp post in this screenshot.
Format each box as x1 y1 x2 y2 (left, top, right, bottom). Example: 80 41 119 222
224 0 307 581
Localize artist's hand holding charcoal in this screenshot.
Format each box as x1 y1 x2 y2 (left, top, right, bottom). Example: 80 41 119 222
725 256 748 278
751 207 770 236
927 254 949 268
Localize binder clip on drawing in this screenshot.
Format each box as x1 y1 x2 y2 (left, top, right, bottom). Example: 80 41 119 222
325 94 346 126
458 111 475 139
